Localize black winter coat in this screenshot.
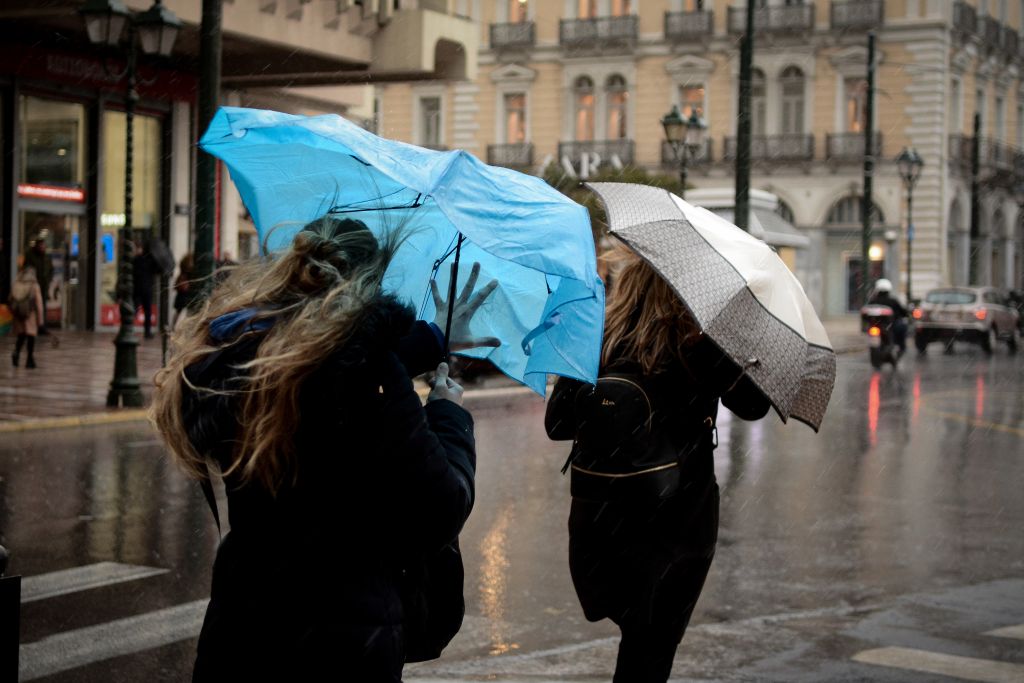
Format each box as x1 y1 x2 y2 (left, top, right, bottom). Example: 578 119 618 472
182 296 475 682
545 338 770 636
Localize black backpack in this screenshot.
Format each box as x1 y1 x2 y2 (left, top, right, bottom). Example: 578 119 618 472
564 371 694 501
11 294 33 321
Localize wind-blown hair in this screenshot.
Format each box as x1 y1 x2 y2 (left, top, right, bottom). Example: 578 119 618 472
601 248 701 374
150 216 404 494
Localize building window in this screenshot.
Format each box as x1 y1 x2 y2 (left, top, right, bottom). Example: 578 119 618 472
996 95 1006 139
951 79 962 133
418 96 442 147
508 0 528 22
612 0 632 15
977 87 987 134
780 66 805 135
845 77 868 133
1017 104 1023 147
574 76 595 141
680 84 705 118
504 92 527 144
684 0 705 10
606 75 628 141
454 0 470 19
578 0 597 19
826 196 884 225
752 68 766 136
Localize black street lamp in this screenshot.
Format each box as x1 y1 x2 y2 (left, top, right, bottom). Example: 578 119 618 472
662 105 707 200
81 0 181 407
896 146 924 302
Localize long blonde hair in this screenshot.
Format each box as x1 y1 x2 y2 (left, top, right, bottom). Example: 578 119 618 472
601 248 700 374
151 216 404 494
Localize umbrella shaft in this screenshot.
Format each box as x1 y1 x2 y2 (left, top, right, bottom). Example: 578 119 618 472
443 234 465 358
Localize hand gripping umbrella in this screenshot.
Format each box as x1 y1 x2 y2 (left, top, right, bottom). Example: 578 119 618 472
587 182 835 431
200 107 605 393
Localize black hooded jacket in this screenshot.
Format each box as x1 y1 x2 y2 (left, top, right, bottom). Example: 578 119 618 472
182 295 475 682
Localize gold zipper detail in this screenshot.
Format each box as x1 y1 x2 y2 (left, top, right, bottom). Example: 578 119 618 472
571 462 678 478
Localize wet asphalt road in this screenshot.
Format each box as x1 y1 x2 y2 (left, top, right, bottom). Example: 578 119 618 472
1 345 1023 682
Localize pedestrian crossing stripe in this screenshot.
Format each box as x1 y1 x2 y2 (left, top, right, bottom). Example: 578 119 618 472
852 646 1024 683
984 624 1024 641
21 562 169 603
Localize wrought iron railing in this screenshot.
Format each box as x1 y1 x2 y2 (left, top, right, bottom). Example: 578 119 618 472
978 15 1002 52
952 1 976 35
948 134 1024 176
490 21 536 50
558 139 635 167
826 132 882 162
723 134 814 162
830 0 883 31
487 143 534 168
560 16 639 49
664 10 713 41
1001 26 1019 61
727 3 814 34
660 139 713 166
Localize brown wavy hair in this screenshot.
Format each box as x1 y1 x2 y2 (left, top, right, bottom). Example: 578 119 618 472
601 247 701 374
150 216 405 494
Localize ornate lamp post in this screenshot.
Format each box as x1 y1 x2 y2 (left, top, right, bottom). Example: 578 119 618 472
896 147 924 302
661 105 707 199
81 0 181 407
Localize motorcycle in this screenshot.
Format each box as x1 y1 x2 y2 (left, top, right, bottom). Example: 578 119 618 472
860 304 900 369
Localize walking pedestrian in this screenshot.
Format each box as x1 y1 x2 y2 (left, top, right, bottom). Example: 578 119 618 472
132 238 157 339
9 265 45 369
171 253 196 328
151 215 498 682
22 237 52 335
545 251 771 683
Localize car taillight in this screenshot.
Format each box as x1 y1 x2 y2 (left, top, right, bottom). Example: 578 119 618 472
975 309 987 321
868 326 882 337
912 308 923 320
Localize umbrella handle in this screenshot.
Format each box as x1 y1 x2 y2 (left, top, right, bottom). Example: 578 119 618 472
442 233 465 358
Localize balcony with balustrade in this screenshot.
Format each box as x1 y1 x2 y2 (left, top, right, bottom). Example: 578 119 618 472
558 140 635 167
660 139 713 167
560 16 639 51
487 143 534 168
664 10 713 43
727 3 814 35
490 21 535 51
723 135 814 162
830 0 883 31
826 132 882 163
952 1 976 38
1001 26 1019 62
978 15 1002 54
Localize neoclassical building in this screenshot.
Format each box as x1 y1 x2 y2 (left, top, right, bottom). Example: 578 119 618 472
376 0 1024 316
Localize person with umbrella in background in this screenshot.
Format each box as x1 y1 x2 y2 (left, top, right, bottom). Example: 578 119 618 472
546 183 836 683
151 216 500 681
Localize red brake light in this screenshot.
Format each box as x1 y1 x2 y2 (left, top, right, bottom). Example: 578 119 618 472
912 308 923 319
868 326 882 337
975 309 987 320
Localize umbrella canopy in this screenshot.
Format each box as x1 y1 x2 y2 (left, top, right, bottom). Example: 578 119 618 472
587 182 835 431
200 107 604 393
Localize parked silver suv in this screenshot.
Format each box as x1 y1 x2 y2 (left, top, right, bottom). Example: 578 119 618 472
912 287 1020 355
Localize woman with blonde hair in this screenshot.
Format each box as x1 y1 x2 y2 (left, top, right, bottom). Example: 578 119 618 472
152 215 496 681
10 265 45 368
545 250 770 683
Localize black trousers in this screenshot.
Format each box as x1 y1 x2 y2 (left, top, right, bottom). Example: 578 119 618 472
133 290 153 336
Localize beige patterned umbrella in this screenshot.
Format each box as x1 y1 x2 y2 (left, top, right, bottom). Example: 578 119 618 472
587 182 835 431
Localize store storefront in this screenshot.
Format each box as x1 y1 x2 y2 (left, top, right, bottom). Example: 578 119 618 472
2 45 194 330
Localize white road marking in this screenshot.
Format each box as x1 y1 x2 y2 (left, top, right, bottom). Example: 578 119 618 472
21 562 169 603
984 624 1024 641
852 646 1024 683
19 599 208 681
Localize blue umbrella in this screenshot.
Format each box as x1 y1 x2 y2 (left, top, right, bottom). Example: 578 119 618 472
199 107 604 393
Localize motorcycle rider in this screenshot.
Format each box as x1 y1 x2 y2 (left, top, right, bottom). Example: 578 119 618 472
868 278 908 355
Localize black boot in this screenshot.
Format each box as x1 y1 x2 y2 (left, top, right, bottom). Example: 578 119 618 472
13 334 25 367
25 337 36 369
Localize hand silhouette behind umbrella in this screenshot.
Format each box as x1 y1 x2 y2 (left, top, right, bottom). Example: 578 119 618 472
431 262 501 352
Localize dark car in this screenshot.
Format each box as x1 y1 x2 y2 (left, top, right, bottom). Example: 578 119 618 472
912 287 1020 354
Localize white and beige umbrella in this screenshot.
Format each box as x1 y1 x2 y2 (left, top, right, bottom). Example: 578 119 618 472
587 182 835 431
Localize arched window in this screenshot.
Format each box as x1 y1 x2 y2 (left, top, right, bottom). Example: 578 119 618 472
780 66 805 135
776 199 796 225
751 68 766 136
826 196 885 225
605 74 628 141
574 76 595 141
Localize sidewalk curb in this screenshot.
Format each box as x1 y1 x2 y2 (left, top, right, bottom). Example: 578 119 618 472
0 409 149 433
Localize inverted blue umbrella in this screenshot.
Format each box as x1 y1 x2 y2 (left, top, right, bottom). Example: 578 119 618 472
199 107 604 393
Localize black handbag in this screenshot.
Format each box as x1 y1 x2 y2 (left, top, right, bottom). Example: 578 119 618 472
400 539 465 663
